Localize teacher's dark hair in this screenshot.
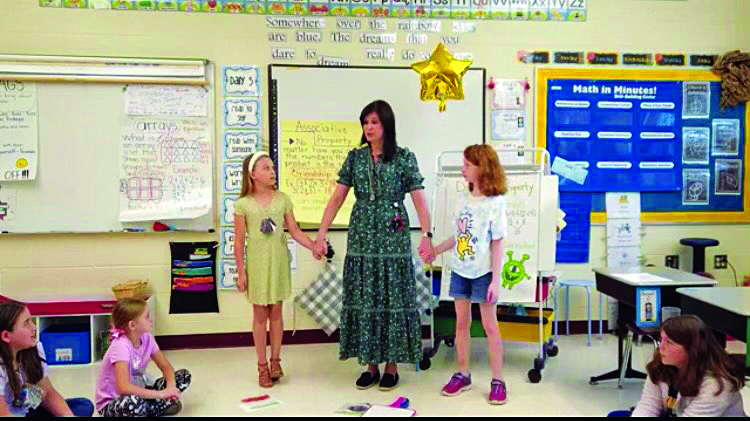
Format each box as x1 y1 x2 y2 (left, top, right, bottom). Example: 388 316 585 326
360 100 397 163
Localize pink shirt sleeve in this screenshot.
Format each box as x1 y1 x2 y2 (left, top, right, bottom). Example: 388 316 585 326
143 333 160 357
107 338 131 364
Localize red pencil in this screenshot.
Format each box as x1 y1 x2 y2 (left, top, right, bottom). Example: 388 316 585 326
242 394 269 403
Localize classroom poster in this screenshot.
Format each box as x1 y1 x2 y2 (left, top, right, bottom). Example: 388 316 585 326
712 119 740 156
635 287 660 328
546 79 682 192
682 168 710 205
491 79 526 110
220 65 261 291
278 120 361 225
124 85 208 117
606 218 641 247
682 82 710 119
715 159 742 195
0 183 17 228
222 195 238 225
223 131 261 160
220 259 238 289
118 117 212 221
43 0 588 21
682 127 710 164
223 66 261 97
491 110 526 141
606 246 640 271
605 192 641 219
433 173 539 302
169 241 219 314
0 81 38 181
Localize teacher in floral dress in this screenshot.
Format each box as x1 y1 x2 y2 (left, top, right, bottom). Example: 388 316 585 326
315 100 434 391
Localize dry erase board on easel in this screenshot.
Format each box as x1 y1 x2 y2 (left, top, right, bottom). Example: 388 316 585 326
0 64 216 233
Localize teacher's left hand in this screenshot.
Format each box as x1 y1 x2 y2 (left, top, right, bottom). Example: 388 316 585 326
418 236 434 263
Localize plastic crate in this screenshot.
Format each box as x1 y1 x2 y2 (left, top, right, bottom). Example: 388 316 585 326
40 324 91 365
434 303 554 343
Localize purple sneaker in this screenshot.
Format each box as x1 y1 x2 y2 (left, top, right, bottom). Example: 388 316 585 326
488 379 507 405
441 372 472 396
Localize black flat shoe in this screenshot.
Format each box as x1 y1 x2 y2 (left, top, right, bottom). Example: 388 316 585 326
356 370 380 390
378 372 399 391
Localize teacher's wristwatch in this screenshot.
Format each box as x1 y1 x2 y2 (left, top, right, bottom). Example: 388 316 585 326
422 231 433 239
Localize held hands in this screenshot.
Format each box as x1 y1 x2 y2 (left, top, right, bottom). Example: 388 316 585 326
312 237 328 260
418 235 435 264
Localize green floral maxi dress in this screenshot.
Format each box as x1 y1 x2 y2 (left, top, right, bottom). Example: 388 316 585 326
337 145 424 365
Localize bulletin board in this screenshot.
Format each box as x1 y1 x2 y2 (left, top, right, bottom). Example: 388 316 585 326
536 68 750 224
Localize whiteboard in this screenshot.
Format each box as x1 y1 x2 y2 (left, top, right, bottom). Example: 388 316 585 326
0 77 215 233
433 170 558 303
269 65 485 228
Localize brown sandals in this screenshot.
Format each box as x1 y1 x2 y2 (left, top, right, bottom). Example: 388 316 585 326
270 357 284 381
258 362 273 388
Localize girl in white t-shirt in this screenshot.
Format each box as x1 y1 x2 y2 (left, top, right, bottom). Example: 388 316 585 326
431 144 509 405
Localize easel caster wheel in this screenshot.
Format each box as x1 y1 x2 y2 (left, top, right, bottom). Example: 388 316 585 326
528 369 542 383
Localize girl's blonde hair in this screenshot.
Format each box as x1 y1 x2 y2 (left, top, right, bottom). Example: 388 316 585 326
240 152 275 197
464 144 507 196
112 298 147 331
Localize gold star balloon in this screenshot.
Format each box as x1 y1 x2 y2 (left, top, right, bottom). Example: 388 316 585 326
411 43 472 112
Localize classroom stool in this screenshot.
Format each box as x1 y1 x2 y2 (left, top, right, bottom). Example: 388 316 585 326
679 238 719 273
619 323 660 389
552 279 603 346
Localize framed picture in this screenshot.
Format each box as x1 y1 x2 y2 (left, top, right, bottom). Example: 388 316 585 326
683 168 710 205
682 81 710 119
636 287 661 328
712 119 740 156
715 159 742 195
682 127 710 164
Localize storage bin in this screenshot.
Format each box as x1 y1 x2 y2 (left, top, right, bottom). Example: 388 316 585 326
40 324 90 365
434 303 554 343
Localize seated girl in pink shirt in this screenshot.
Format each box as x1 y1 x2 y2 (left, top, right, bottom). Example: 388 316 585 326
95 299 191 417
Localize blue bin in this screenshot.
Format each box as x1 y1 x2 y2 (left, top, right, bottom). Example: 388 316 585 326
432 269 442 296
40 324 90 365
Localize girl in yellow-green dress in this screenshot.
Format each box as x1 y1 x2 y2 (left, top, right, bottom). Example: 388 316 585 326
233 151 320 388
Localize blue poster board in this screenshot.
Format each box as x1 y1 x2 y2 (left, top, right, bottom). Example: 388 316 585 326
547 79 683 192
537 68 750 224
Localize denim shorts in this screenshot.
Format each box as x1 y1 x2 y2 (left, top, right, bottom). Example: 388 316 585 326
449 271 494 303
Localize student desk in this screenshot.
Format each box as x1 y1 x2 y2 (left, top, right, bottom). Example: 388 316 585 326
590 267 716 385
677 287 750 367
